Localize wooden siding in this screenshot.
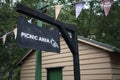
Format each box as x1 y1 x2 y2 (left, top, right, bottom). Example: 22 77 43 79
20 51 36 80
42 37 112 80
110 54 120 80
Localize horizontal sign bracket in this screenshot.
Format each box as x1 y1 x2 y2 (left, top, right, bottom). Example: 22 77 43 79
16 4 78 55
16 4 80 80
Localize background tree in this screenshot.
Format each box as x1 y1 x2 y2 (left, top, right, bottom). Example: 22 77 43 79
0 1 28 80
94 0 120 48
0 0 120 80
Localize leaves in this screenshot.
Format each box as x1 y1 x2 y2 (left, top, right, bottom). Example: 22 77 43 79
94 1 120 48
0 0 120 80
0 2 28 80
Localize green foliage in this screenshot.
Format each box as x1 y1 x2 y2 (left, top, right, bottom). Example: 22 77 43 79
94 1 120 48
0 2 28 80
44 0 120 48
55 0 120 48
21 0 39 9
0 0 120 80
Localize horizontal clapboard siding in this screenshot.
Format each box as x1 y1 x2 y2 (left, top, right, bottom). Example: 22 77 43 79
21 77 34 80
112 67 120 79
41 37 112 80
111 54 120 80
20 52 36 80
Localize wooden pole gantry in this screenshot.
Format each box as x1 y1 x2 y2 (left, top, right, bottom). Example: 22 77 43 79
16 4 81 80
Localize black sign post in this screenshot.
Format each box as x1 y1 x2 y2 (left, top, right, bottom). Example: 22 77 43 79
16 4 81 80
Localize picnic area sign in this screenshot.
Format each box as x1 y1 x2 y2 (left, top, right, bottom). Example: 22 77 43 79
16 4 80 80
17 16 60 53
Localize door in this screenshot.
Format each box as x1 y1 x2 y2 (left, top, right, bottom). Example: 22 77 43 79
47 68 62 80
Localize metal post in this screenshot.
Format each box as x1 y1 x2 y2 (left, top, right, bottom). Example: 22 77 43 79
35 1 43 80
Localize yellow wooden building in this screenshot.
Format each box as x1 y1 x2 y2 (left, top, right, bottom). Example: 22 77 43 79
17 36 120 80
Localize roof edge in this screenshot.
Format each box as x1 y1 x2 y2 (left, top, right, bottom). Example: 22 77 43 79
78 36 120 53
17 49 35 66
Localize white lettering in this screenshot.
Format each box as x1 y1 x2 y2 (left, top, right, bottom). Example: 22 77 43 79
21 32 38 40
21 32 53 45
39 37 50 43
46 39 50 43
21 32 26 37
50 39 59 48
